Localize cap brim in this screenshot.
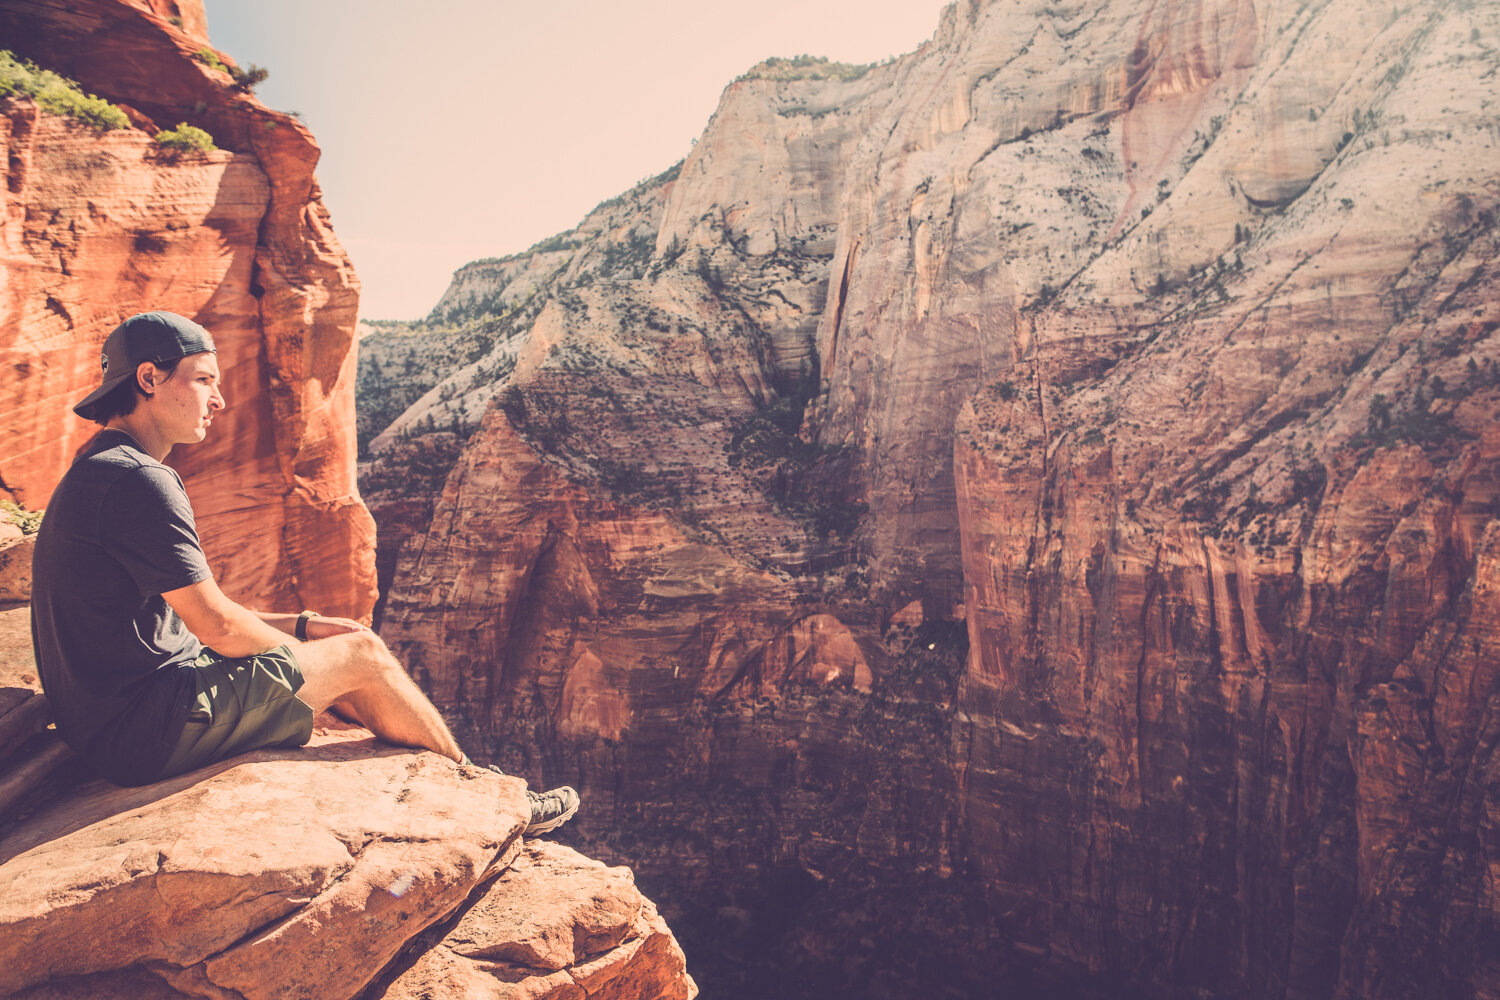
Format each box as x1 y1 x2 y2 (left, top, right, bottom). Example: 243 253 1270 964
72 371 136 420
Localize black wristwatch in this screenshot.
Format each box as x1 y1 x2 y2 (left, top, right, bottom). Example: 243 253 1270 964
295 610 319 641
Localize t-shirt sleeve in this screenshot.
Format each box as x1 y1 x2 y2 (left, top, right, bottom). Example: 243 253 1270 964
99 465 214 597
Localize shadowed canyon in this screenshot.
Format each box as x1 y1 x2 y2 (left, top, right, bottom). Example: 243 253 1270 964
358 0 1500 996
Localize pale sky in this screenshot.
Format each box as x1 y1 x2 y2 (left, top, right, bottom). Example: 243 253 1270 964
201 1 953 320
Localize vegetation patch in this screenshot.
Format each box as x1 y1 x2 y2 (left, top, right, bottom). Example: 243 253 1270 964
357 317 511 456
597 228 657 276
0 499 43 534
738 54 879 83
527 233 582 255
589 159 684 216
358 431 466 501
194 47 228 73
154 122 216 153
0 50 129 130
1357 379 1474 453
194 47 267 92
729 382 867 541
1181 481 1231 523
230 63 268 92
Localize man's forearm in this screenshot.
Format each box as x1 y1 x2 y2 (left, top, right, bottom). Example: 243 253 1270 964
253 610 302 636
255 610 370 642
164 579 303 658
194 603 295 658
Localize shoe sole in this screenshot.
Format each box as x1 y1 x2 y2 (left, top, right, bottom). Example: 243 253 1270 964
525 799 579 835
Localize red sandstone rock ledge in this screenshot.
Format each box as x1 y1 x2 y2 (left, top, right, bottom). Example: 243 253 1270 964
0 726 696 1000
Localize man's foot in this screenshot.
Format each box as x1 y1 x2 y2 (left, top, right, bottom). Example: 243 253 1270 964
525 785 580 835
478 763 580 835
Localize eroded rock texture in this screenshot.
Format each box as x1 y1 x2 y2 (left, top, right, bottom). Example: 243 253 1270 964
0 725 696 1000
0 0 375 617
367 0 1500 996
373 841 696 1000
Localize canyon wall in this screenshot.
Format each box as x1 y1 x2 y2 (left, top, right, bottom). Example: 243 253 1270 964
367 0 1500 996
0 0 375 616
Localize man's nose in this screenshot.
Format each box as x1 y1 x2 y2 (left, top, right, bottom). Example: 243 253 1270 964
211 387 225 410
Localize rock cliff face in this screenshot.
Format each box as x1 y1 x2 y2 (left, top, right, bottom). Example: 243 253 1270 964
367 0 1500 996
0 0 375 617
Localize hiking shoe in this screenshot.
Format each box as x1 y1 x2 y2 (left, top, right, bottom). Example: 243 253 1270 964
476 763 580 835
524 785 580 835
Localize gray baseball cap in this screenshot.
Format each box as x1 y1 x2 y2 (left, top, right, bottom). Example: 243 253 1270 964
73 311 217 420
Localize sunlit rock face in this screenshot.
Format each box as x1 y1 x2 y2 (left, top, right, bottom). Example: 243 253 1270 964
0 726 697 1000
366 0 1500 994
0 0 375 617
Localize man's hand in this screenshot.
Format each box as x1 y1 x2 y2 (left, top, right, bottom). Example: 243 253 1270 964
303 616 370 640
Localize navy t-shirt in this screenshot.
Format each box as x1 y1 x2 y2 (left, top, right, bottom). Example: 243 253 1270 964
30 429 212 784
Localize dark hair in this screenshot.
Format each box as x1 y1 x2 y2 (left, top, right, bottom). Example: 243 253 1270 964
87 358 182 426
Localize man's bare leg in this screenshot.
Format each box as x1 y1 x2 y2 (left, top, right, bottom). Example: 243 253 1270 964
326 698 366 728
293 630 463 762
291 630 579 835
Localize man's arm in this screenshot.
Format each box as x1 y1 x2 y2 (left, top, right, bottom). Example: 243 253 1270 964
253 610 370 640
163 578 296 658
252 610 302 635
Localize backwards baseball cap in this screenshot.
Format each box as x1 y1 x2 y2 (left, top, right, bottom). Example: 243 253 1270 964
73 311 217 420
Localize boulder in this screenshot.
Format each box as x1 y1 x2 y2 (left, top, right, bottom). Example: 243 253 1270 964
0 731 526 999
0 721 696 1000
0 533 36 602
375 841 697 1000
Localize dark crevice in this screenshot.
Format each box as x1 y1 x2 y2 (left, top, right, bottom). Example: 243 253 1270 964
825 236 861 373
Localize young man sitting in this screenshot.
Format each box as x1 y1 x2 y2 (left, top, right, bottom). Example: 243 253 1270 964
30 311 578 834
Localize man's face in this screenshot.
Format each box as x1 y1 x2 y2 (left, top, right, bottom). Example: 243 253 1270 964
146 351 224 445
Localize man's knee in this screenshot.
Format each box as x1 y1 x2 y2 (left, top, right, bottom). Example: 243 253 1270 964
346 629 404 680
295 629 385 677
294 629 402 712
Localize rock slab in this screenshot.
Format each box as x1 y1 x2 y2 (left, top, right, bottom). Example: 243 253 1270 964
0 726 694 1000
0 534 35 603
0 731 524 999
376 841 697 1000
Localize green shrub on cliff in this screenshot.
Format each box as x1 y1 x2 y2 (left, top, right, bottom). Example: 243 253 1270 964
196 47 269 92
0 499 43 535
738 54 878 83
193 47 228 73
0 50 129 130
230 63 269 92
154 122 216 153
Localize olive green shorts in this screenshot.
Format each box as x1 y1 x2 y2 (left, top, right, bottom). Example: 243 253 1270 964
159 644 315 779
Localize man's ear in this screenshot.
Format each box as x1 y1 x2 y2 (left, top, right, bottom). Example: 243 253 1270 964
136 361 157 395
